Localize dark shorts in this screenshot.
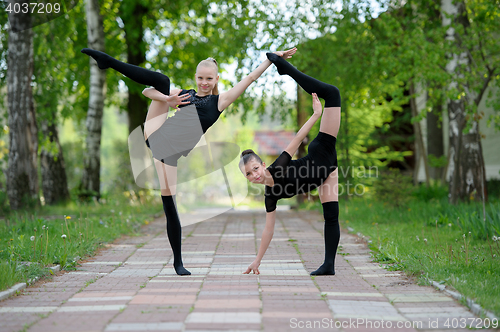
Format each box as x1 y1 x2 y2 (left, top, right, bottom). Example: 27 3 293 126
308 131 338 173
145 138 185 167
145 104 204 167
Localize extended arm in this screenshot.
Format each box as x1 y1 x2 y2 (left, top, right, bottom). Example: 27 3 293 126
243 211 276 274
284 93 323 156
218 48 297 111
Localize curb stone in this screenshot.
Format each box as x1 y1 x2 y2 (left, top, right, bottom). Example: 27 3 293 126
0 265 60 301
0 283 26 301
428 279 498 321
346 225 499 322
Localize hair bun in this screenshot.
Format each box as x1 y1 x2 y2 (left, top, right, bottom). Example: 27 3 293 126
207 57 218 66
241 149 255 157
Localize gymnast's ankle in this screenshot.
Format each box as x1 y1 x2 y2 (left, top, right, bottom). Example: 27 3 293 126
266 52 290 76
81 48 111 70
310 263 335 276
173 261 191 276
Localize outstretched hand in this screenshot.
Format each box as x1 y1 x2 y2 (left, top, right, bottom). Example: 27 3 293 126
243 260 261 275
312 93 323 117
274 47 297 60
166 90 191 109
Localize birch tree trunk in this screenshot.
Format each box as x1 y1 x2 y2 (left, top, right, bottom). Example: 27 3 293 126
40 119 70 205
81 0 106 199
442 0 486 204
7 4 39 210
409 82 430 186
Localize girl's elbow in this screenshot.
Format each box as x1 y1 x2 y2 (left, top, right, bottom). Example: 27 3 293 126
263 228 274 236
247 74 257 84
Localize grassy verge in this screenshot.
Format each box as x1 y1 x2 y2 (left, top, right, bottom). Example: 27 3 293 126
0 193 163 292
303 196 500 316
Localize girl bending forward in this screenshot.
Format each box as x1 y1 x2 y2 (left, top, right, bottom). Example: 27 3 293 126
240 54 340 275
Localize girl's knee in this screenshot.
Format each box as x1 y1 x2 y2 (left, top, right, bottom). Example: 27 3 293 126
153 73 171 94
328 85 340 96
322 201 339 222
325 85 341 108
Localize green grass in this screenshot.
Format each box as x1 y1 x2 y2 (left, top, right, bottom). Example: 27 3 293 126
304 196 500 316
0 193 163 292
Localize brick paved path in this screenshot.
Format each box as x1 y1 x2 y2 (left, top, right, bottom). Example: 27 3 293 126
0 210 492 332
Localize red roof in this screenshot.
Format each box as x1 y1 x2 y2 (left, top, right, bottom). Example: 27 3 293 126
254 130 296 156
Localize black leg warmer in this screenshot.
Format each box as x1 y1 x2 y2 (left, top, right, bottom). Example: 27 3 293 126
161 195 191 275
310 201 340 276
81 48 171 95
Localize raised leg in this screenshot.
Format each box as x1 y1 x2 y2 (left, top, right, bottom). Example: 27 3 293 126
319 106 341 138
81 48 171 95
266 53 341 108
144 100 170 142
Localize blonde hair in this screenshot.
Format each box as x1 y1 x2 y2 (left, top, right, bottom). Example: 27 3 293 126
196 57 219 95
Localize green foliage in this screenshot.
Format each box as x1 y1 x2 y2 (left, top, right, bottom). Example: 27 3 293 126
0 260 19 290
372 168 413 207
453 204 500 241
60 140 85 193
487 179 500 199
428 154 447 169
0 185 9 215
103 140 136 195
32 0 90 124
412 183 448 202
369 240 405 271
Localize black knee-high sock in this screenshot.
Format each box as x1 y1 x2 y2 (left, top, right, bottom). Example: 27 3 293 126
81 48 171 95
311 201 340 276
266 53 340 108
161 195 191 275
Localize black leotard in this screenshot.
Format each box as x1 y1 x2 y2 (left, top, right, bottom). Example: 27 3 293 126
178 89 222 132
265 132 337 212
145 89 222 166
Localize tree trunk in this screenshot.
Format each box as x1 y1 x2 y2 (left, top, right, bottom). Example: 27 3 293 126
447 100 485 203
442 0 487 204
426 91 445 181
121 3 148 134
81 0 106 199
40 120 70 204
6 4 38 210
409 82 429 186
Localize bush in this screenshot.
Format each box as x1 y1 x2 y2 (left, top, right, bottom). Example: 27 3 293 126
412 182 448 202
0 188 9 216
487 179 500 199
372 168 413 207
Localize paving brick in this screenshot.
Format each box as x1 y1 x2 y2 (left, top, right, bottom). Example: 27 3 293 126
0 210 493 332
